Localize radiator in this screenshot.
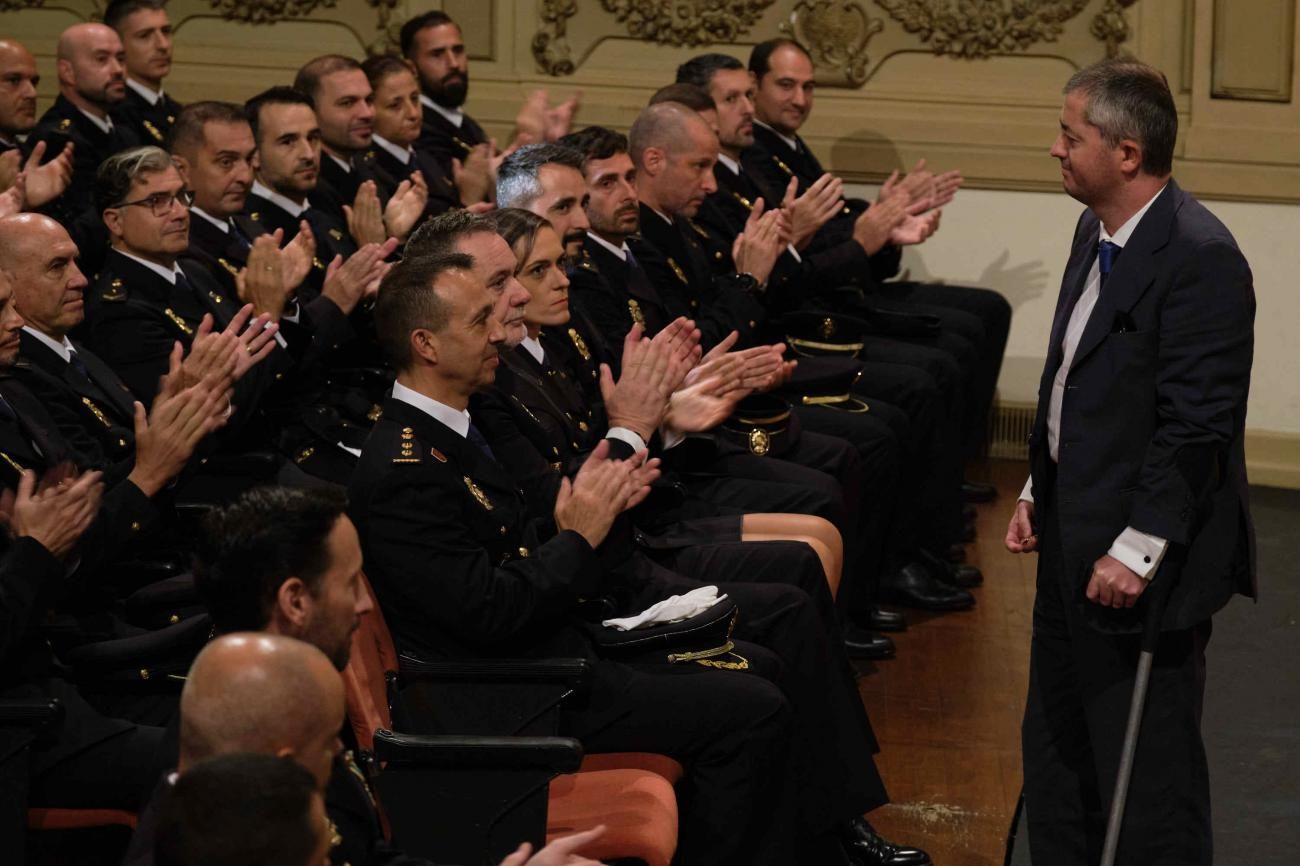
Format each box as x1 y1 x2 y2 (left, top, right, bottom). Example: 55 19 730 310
987 400 1037 460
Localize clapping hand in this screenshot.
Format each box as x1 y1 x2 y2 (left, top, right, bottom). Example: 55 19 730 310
554 441 659 547
321 238 398 315
383 171 429 240
731 197 786 286
235 234 291 320
783 173 844 250
0 467 103 560
344 181 387 246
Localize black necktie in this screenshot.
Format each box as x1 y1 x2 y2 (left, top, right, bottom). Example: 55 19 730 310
466 421 497 464
1097 240 1122 290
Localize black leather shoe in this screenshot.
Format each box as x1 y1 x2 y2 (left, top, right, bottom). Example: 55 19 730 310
880 563 975 611
842 623 896 659
841 817 932 865
962 479 998 503
869 605 907 632
918 548 984 588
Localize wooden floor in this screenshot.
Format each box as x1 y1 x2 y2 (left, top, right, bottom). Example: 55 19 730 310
857 458 1035 866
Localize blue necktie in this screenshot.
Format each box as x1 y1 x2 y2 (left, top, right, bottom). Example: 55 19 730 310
1097 239 1122 290
68 348 89 380
466 421 497 464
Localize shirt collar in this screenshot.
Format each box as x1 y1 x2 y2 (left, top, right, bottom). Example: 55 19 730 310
325 151 352 174
586 231 628 261
716 153 741 175
190 206 231 234
519 335 545 365
78 107 113 135
754 119 798 151
371 134 413 165
420 95 464 128
1101 184 1168 248
251 179 308 217
114 248 184 284
126 78 164 106
391 381 471 438
22 326 74 363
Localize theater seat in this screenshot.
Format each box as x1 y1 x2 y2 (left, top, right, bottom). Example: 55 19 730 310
343 573 679 866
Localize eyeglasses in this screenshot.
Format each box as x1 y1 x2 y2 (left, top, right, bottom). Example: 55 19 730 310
113 189 195 217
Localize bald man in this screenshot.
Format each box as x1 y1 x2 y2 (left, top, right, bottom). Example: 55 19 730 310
125 633 605 866
29 23 142 274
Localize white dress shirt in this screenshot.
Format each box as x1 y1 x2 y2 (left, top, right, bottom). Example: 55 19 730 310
251 180 307 217
586 231 630 260
1021 186 1169 579
391 381 471 438
78 108 113 135
190 206 231 234
22 326 75 363
126 78 164 106
421 96 464 128
372 134 414 166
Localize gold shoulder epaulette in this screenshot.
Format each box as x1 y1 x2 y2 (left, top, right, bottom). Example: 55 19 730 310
393 426 421 464
101 278 127 302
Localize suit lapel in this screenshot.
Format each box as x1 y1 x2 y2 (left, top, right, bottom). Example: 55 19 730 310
1070 181 1180 370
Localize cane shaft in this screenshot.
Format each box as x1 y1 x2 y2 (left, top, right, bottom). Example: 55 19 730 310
1099 648 1155 866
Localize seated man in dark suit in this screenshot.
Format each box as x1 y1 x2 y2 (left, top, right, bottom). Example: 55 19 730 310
293 55 427 245
104 0 183 147
742 39 1011 477
350 247 928 865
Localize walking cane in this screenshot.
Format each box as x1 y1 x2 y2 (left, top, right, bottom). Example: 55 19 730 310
1098 568 1176 866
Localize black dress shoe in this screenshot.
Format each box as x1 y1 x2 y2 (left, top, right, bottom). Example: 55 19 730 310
962 479 998 503
918 548 984 588
880 563 975 611
842 623 896 659
841 817 932 865
868 605 907 632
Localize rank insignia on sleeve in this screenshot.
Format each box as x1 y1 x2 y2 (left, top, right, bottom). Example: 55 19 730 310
463 476 493 510
163 308 195 336
567 327 591 361
393 427 421 463
627 298 645 326
667 257 689 285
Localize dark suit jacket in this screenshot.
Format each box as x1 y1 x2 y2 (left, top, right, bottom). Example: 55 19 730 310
110 86 182 148
743 124 901 285
11 331 138 482
28 96 142 276
371 141 463 220
414 105 487 184
631 204 766 351
242 188 357 294
1028 179 1256 632
82 249 293 443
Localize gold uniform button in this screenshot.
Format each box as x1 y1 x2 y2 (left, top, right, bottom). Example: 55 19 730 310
518 547 530 558
169 614 180 625
130 521 141 532
499 526 507 535
578 421 589 432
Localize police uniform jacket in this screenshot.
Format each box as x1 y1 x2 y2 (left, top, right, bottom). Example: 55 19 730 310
371 138 464 219
11 330 138 483
28 96 141 276
743 124 901 286
415 104 487 183
241 187 357 297
82 249 293 442
568 236 673 369
110 86 182 148
631 204 766 351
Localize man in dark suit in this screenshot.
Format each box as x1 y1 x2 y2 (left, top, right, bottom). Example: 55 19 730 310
1005 59 1255 866
105 0 183 148
350 249 928 865
293 55 428 244
28 23 141 275
744 39 1012 479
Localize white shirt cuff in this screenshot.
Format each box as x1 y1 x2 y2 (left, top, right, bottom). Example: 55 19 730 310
1019 476 1034 503
606 427 646 453
1108 527 1168 581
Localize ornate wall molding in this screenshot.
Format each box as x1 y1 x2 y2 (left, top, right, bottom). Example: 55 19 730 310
205 0 336 24
781 1 885 86
1090 0 1139 55
871 0 1091 57
533 0 578 75
598 0 779 47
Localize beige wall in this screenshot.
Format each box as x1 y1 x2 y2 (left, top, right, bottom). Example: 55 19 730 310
845 182 1300 483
